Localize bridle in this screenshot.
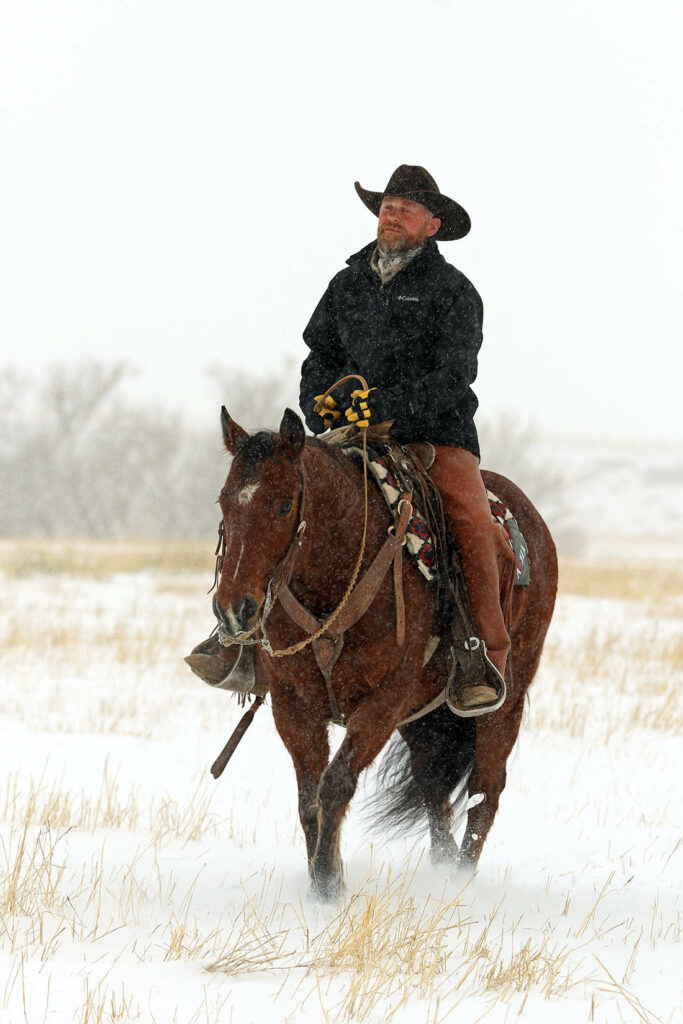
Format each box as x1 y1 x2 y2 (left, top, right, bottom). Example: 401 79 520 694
213 461 309 649
213 406 372 661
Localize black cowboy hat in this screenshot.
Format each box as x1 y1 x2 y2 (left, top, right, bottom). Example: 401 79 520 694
354 164 471 241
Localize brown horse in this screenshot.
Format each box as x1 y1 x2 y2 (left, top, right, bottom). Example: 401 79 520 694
214 407 558 900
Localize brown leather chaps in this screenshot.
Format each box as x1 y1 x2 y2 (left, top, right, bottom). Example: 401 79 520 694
429 447 513 678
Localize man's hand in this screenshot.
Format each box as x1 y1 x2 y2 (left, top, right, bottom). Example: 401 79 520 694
346 387 382 428
314 393 340 431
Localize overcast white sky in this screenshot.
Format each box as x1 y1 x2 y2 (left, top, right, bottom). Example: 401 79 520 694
1 0 681 443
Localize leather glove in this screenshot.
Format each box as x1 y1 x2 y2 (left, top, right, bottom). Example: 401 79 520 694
314 393 341 431
345 387 392 428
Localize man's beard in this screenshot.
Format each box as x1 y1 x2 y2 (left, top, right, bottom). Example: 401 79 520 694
377 221 428 254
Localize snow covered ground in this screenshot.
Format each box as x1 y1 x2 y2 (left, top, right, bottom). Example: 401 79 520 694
0 545 680 1023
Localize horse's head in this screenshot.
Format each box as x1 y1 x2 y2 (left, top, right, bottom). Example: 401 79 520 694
213 405 306 639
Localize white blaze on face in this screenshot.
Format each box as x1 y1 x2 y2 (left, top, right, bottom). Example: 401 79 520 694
232 542 244 581
237 483 259 505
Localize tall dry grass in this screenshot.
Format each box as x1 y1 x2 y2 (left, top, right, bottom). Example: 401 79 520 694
204 864 590 1022
0 538 215 578
559 558 682 606
1 762 225 846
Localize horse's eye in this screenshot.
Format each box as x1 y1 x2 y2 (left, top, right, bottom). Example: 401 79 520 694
277 501 293 517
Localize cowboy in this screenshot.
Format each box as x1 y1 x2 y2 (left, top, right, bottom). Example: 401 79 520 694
298 165 510 714
187 165 510 716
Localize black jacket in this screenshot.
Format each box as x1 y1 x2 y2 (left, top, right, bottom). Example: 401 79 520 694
299 238 483 455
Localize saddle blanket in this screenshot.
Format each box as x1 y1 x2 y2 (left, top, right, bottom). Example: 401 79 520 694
345 448 530 587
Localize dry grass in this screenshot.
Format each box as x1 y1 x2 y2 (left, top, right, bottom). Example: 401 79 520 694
1 612 189 665
205 867 590 1022
0 538 215 578
2 539 679 611
76 980 142 1024
537 619 683 736
559 559 683 615
0 819 68 921
2 539 680 608
1 829 641 1024
529 558 683 738
2 763 228 847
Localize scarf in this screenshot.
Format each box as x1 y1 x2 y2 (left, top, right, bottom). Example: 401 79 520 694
371 244 423 284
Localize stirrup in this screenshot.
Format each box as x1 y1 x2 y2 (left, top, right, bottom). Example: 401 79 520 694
446 640 506 718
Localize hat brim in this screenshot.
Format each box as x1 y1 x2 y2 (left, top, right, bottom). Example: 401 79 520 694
354 181 471 241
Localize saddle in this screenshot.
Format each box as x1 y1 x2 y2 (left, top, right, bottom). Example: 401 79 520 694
327 425 449 597
325 423 519 700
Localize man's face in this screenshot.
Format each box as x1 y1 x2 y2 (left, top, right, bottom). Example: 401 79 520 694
377 195 441 253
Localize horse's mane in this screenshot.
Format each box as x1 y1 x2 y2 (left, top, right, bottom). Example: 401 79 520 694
234 430 355 479
234 431 278 472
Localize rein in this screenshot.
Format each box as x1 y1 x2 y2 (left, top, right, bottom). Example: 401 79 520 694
262 401 371 660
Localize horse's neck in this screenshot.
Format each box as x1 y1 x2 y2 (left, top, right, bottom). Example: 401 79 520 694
296 444 362 584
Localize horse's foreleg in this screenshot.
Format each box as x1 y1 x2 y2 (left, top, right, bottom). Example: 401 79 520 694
312 746 356 901
269 683 329 870
459 692 526 871
297 767 324 865
312 661 423 901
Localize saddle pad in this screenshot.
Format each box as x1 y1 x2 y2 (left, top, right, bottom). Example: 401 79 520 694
344 448 530 587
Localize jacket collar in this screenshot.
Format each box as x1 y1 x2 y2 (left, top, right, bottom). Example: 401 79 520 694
346 237 442 277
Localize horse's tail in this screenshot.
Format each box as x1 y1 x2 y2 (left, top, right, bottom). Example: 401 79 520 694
363 706 476 839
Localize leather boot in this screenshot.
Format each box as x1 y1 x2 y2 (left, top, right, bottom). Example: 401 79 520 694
430 446 513 716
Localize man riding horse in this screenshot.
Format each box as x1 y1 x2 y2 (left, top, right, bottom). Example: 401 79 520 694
189 164 510 715
298 165 509 714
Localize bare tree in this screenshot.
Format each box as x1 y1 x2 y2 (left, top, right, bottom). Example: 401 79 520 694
478 412 584 554
206 357 300 432
1 362 221 538
0 360 581 552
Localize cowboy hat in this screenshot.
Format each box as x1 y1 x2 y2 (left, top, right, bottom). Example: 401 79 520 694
354 164 471 241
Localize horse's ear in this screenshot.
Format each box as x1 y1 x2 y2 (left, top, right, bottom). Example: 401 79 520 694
279 408 305 459
221 406 247 454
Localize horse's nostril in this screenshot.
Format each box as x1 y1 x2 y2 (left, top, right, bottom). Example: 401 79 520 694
235 596 258 626
213 594 259 635
212 593 226 625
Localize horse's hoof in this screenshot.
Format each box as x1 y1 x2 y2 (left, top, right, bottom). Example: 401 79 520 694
308 873 345 904
429 837 459 867
450 853 477 887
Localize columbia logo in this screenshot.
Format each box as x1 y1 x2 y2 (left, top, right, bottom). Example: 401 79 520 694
397 295 419 302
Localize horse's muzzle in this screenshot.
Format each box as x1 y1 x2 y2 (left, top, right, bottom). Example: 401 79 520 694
212 593 260 638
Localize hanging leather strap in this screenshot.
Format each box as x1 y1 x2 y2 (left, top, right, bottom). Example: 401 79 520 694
278 494 412 642
275 494 412 725
393 541 405 646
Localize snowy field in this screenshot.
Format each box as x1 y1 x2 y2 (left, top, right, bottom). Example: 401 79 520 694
0 541 680 1024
